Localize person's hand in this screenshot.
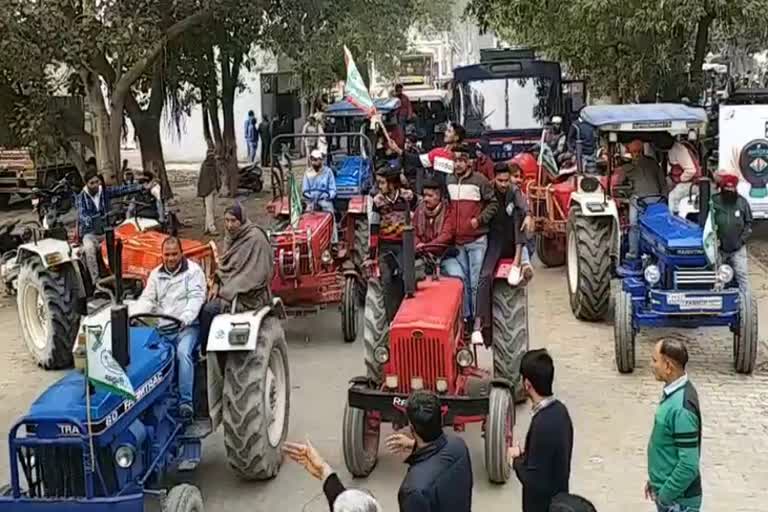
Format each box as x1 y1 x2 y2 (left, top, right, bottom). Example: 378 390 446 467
283 440 333 481
522 215 534 235
207 282 219 301
470 218 479 230
644 481 655 501
385 432 415 455
415 242 425 252
507 441 524 463
387 139 402 154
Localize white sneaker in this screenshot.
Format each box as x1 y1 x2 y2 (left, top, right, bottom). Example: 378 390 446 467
471 330 484 346
507 265 522 286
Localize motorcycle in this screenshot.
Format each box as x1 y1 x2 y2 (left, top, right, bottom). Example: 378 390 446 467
240 163 264 193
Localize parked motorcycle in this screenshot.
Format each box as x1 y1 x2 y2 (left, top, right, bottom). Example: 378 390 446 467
240 162 264 193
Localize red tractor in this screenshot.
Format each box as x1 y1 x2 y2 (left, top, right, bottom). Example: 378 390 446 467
342 212 529 484
266 132 371 342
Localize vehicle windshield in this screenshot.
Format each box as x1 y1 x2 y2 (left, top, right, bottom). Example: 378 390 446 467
460 77 554 132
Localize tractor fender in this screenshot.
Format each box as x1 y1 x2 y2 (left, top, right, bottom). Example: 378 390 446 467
16 239 76 269
569 192 621 257
346 195 368 214
490 378 515 392
205 297 286 353
493 258 528 286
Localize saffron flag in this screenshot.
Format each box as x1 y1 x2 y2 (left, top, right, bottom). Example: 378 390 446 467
703 199 718 266
343 46 376 117
288 172 302 229
85 323 136 399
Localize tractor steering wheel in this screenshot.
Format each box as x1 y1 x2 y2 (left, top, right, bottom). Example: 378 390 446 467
129 313 183 336
632 194 667 211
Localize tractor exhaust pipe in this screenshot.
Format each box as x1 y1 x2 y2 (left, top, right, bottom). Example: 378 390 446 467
698 177 711 228
110 234 130 369
403 201 416 298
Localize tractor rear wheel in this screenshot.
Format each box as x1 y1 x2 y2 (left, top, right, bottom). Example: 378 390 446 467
566 206 612 321
17 258 79 369
734 290 758 374
342 389 380 478
163 484 204 512
536 234 565 267
492 281 528 402
341 276 358 343
484 386 514 484
363 279 388 384
614 289 636 374
222 316 289 480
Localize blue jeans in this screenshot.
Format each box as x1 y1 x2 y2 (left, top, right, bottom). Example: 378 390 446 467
656 503 694 512
247 141 258 162
176 326 200 405
723 246 749 292
441 236 488 319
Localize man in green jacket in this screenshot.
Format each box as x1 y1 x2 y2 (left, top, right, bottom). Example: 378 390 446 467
646 339 702 512
712 172 752 292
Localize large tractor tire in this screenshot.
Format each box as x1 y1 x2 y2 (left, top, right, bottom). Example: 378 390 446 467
492 282 528 402
342 388 381 478
536 234 566 267
484 386 514 484
734 290 758 374
352 216 369 303
341 276 359 343
363 279 388 383
17 258 79 369
163 484 204 512
566 206 612 321
222 316 289 480
614 289 636 374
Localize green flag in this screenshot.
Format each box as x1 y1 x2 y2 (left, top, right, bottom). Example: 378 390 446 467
343 46 376 116
85 324 136 399
288 172 302 229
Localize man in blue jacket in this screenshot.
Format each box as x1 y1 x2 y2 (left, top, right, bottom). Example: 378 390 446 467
386 390 473 512
244 110 259 163
302 149 338 242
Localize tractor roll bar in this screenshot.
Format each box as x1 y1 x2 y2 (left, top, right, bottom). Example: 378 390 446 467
402 202 416 298
269 132 374 201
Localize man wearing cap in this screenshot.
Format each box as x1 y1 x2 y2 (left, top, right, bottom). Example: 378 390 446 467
546 116 567 158
712 172 752 291
302 149 338 242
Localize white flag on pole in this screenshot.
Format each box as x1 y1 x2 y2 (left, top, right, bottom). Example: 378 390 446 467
702 200 718 266
85 323 136 399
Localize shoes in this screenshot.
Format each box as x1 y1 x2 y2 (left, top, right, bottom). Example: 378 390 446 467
179 403 194 420
471 330 484 346
522 263 534 282
507 265 523 286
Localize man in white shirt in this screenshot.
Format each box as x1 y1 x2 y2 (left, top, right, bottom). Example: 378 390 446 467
667 141 701 214
132 236 207 418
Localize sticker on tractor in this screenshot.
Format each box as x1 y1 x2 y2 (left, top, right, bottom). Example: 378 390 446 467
667 294 723 310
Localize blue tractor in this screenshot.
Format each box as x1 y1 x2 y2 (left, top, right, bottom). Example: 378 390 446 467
614 179 758 374
0 232 291 511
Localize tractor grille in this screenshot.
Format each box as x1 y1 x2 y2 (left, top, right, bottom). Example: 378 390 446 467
673 269 716 289
391 336 448 394
16 444 117 498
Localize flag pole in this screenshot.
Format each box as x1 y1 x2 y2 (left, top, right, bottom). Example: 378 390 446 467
84 355 97 473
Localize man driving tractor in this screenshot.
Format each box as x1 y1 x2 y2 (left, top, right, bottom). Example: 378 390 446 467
302 148 338 243
76 169 151 285
132 236 207 419
199 204 274 343
618 139 667 259
367 165 419 322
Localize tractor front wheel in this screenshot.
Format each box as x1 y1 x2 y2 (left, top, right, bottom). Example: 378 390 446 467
363 279 388 384
222 316 290 480
566 206 612 321
484 386 514 484
536 234 565 267
17 258 79 369
341 276 359 343
342 389 381 478
734 290 758 374
163 484 205 512
491 281 528 403
614 289 636 374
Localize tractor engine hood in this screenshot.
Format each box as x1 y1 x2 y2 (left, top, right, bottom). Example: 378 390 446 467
640 203 708 263
27 327 173 438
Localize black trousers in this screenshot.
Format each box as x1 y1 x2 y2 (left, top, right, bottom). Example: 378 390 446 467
378 242 404 323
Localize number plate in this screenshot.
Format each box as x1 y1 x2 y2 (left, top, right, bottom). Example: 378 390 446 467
667 294 722 310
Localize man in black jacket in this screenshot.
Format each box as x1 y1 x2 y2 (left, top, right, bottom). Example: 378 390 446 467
385 390 473 512
510 349 574 512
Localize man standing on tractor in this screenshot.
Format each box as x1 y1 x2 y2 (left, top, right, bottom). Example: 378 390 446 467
618 139 667 259
199 203 274 343
76 169 149 285
367 165 418 322
567 113 597 170
712 172 752 291
472 162 533 346
666 139 702 214
440 145 498 336
303 149 338 243
546 116 567 159
132 236 207 419
393 83 414 128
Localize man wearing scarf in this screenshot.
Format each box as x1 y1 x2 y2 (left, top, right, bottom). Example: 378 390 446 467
199 203 274 344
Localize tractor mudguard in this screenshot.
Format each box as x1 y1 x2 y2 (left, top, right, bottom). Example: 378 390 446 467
346 195 368 214
16 239 76 269
569 191 622 256
490 378 515 391
493 258 529 283
206 298 286 353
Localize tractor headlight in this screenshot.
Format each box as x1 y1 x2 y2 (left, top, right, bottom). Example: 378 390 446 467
456 348 474 368
321 250 333 265
580 176 600 193
115 445 135 469
228 324 250 345
436 378 448 393
644 265 661 285
716 264 734 284
410 377 424 390
373 346 389 364
385 375 398 389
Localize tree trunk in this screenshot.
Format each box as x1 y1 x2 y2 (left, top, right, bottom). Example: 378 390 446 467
81 70 118 183
688 14 715 100
134 116 171 198
220 51 241 198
